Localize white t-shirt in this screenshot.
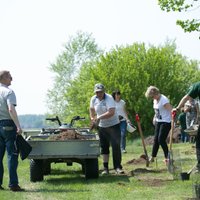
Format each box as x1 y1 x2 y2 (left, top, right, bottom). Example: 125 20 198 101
115 99 127 121
90 93 119 128
153 94 171 123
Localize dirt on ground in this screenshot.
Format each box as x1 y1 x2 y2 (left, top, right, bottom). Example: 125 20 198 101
126 154 148 165
144 136 154 145
144 127 181 145
137 177 172 187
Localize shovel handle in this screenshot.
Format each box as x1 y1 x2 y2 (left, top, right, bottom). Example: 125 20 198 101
172 110 176 119
135 113 140 122
135 113 149 167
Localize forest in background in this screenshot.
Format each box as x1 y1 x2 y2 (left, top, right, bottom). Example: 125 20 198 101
19 114 46 129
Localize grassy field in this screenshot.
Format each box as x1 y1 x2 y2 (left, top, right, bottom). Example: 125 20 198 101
0 138 198 200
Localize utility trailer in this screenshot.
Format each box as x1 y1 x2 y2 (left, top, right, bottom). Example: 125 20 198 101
26 116 100 182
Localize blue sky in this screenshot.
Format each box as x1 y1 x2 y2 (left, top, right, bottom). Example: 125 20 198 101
0 0 199 115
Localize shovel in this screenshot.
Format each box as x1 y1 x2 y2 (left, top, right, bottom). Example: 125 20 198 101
135 113 149 167
167 110 176 173
180 164 197 181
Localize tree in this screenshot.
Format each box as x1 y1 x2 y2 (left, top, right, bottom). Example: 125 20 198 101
67 41 200 134
46 31 103 122
158 0 200 36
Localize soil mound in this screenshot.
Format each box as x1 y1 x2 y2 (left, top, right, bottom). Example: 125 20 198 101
49 129 88 140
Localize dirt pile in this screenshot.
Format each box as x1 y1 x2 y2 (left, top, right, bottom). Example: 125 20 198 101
49 129 88 140
144 136 154 145
126 154 147 165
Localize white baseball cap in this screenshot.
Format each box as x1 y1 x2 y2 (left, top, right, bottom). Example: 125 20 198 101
94 83 105 92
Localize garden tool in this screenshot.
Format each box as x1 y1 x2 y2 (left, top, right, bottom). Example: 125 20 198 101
180 163 197 180
135 113 149 167
167 110 176 173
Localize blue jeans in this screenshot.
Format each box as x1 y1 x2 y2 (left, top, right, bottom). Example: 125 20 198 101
181 130 189 143
120 120 127 151
0 120 19 187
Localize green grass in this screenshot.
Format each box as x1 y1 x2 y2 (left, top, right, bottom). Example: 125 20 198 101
0 139 198 200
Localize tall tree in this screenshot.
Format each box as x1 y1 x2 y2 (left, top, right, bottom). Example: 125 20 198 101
46 31 103 122
158 0 200 36
67 41 200 134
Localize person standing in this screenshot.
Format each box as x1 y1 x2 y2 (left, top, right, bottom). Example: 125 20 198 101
184 99 199 129
174 81 200 172
177 107 188 142
145 86 172 164
112 90 130 153
0 70 24 191
90 83 124 175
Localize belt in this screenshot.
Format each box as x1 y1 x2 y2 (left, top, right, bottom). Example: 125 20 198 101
0 119 14 126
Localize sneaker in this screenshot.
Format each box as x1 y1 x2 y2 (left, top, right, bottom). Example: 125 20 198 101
0 185 4 190
149 157 155 163
115 168 124 174
122 149 127 153
101 168 109 175
9 185 25 192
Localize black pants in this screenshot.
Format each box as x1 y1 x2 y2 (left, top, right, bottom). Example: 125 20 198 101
152 122 171 159
98 123 122 169
196 126 200 166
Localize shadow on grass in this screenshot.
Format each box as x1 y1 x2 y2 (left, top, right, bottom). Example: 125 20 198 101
24 188 90 193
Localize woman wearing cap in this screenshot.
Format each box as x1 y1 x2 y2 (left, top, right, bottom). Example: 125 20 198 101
112 90 130 153
89 83 124 175
145 86 172 164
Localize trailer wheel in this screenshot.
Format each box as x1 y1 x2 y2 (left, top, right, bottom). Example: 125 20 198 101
81 163 85 174
43 160 51 175
85 158 99 179
30 159 44 182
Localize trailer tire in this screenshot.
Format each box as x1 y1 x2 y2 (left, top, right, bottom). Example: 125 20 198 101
30 159 44 182
43 160 51 175
85 158 99 179
81 163 85 174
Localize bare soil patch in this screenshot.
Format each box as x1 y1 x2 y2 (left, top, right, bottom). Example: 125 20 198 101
138 177 172 187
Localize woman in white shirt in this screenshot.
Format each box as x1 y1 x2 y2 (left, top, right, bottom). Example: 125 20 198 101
112 90 130 153
145 86 172 164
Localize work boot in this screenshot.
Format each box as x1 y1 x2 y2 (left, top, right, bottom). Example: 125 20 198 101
9 185 25 192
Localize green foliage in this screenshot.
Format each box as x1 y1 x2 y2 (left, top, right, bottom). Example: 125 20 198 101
46 31 103 122
65 41 200 135
46 31 200 135
158 0 200 36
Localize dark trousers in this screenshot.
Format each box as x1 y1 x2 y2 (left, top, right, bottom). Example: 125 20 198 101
152 122 171 159
196 127 200 166
98 123 122 169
